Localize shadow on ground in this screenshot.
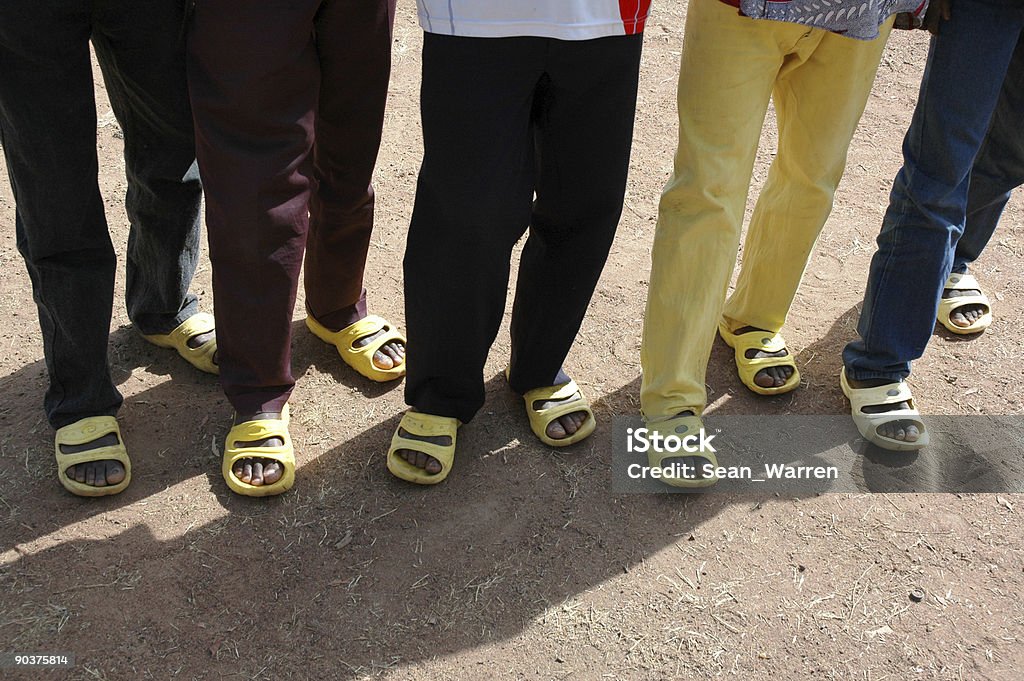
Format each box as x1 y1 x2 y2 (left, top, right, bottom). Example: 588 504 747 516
0 327 737 679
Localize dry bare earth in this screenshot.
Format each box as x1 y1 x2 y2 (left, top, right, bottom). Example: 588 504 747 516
1 3 1021 680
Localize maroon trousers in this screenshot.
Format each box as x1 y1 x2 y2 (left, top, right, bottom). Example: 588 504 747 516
187 0 396 415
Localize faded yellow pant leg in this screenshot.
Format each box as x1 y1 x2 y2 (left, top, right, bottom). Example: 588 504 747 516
722 18 894 334
640 0 805 420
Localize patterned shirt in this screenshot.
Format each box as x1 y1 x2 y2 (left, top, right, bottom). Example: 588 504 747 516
415 1 652 40
728 0 928 39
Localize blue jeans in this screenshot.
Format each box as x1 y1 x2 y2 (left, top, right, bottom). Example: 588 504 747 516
844 0 1024 382
0 0 203 428
954 31 1024 273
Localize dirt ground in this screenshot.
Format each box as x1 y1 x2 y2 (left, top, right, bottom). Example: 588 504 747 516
1 3 1022 680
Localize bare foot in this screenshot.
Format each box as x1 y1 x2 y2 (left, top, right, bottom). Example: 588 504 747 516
942 286 987 328
231 412 285 486
534 393 589 440
395 414 448 476
60 432 126 488
846 377 920 442
353 326 405 370
734 326 793 388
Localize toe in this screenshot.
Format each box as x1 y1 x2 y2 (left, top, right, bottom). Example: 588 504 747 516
753 369 775 388
383 343 403 363
546 419 568 440
263 461 283 485
559 415 578 437
373 350 395 370
73 465 87 484
425 457 442 475
250 461 264 486
106 462 125 485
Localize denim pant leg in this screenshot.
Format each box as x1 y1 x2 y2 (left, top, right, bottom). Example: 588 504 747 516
844 0 1024 382
953 32 1024 273
0 0 123 428
92 0 203 336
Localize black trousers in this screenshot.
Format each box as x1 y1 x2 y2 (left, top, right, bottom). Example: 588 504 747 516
0 0 202 428
403 32 643 424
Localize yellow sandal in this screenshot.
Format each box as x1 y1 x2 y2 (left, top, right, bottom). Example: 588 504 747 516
937 273 992 335
840 369 928 451
55 416 132 497
306 314 405 382
142 312 218 375
387 411 459 485
646 414 718 489
507 368 596 447
719 323 800 396
222 405 296 497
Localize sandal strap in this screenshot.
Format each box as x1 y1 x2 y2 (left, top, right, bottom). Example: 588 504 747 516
226 405 291 450
523 380 585 415
943 273 982 292
727 329 789 355
398 411 460 438
841 370 916 411
720 325 797 369
55 415 119 446
645 416 718 484
337 315 404 352
172 312 216 342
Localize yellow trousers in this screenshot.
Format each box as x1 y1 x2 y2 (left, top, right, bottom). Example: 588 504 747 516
640 0 893 420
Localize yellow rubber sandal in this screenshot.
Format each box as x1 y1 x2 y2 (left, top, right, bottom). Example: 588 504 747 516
646 414 718 489
222 405 296 497
506 368 596 447
937 273 992 335
387 411 459 485
306 314 406 382
142 312 218 375
55 416 132 497
840 369 929 451
718 323 800 396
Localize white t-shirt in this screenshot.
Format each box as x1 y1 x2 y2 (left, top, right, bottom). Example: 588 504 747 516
416 0 652 40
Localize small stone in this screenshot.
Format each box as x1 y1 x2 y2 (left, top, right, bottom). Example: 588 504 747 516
334 530 353 550
909 587 925 602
